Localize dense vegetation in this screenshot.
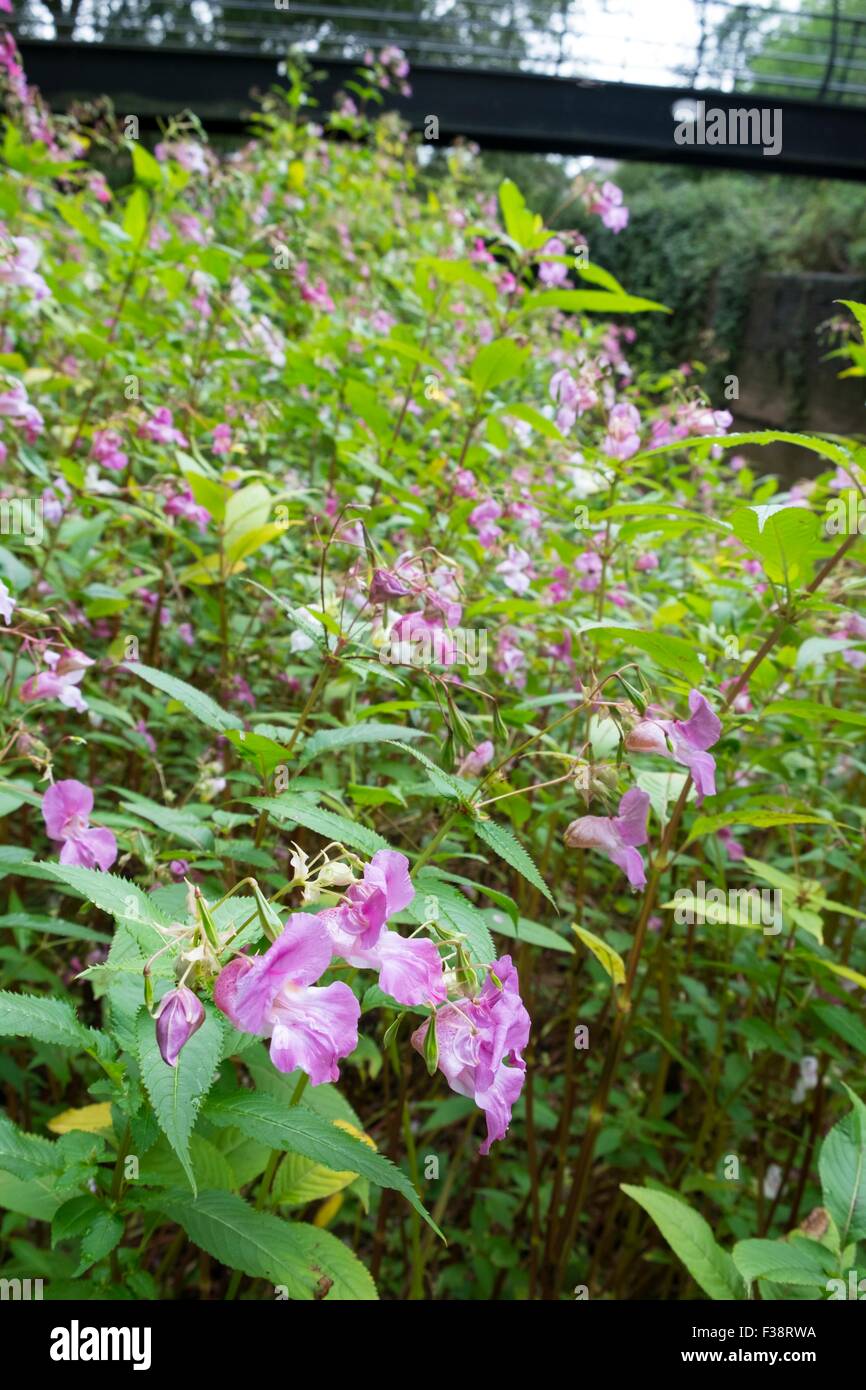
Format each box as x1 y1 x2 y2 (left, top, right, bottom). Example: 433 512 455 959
1 34 865 1301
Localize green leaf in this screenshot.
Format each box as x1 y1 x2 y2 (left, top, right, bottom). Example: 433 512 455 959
244 795 390 857
522 288 669 316
580 624 704 684
469 339 530 395
483 909 574 954
152 1189 319 1299
121 661 243 732
205 1093 442 1239
411 872 495 964
298 722 430 767
732 1236 835 1289
470 818 555 906
285 1222 379 1300
763 699 866 730
136 1005 224 1193
0 990 98 1050
74 1211 124 1275
685 810 828 847
37 863 171 932
819 1092 866 1245
621 1185 744 1300
731 504 822 587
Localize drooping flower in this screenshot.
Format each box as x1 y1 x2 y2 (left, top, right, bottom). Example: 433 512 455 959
602 402 641 460
564 787 650 889
411 955 530 1154
626 690 722 804
41 779 117 871
575 548 602 593
90 429 127 472
164 485 210 534
319 850 446 1007
457 740 494 778
138 407 188 447
20 647 94 713
154 986 205 1067
496 543 532 595
369 567 413 605
538 236 569 288
212 422 232 456
468 497 503 548
214 915 360 1083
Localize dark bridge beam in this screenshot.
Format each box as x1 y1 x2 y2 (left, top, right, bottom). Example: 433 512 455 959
18 40 866 180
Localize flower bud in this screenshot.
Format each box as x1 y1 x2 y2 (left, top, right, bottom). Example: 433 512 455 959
369 568 412 604
154 986 205 1067
625 720 669 755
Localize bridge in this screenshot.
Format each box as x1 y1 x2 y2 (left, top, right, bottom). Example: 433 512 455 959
11 1 866 178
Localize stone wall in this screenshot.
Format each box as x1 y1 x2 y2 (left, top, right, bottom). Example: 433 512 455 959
732 272 866 479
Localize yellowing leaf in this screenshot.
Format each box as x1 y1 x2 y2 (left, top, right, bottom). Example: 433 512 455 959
572 925 625 986
314 1192 345 1228
47 1102 113 1135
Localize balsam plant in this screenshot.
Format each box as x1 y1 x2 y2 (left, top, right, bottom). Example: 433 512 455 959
0 24 864 1300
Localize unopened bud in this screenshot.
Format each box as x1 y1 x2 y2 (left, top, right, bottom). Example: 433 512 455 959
154 986 205 1067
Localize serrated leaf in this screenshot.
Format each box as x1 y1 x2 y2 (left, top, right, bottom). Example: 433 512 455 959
298 722 429 767
819 1095 866 1245
412 872 495 965
205 1093 441 1238
0 990 98 1050
121 661 242 732
152 1189 318 1299
136 1005 223 1193
244 795 390 856
470 818 555 906
732 1236 835 1288
622 1184 744 1300
38 863 171 931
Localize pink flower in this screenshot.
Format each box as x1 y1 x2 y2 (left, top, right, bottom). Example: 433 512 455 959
169 859 189 880
469 497 503 548
0 576 14 625
603 402 641 460
20 647 94 713
369 568 413 605
496 544 532 595
412 955 530 1155
319 850 446 1007
154 986 205 1067
538 237 569 287
41 780 117 871
626 690 722 804
575 549 602 593
590 180 629 233
634 552 658 572
564 787 650 889
214 916 360 1083
294 260 335 312
457 740 494 778
0 235 49 300
453 468 477 499
390 611 456 666
0 379 43 440
90 429 127 472
138 407 188 447
212 423 232 456
716 827 745 861
164 486 210 534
